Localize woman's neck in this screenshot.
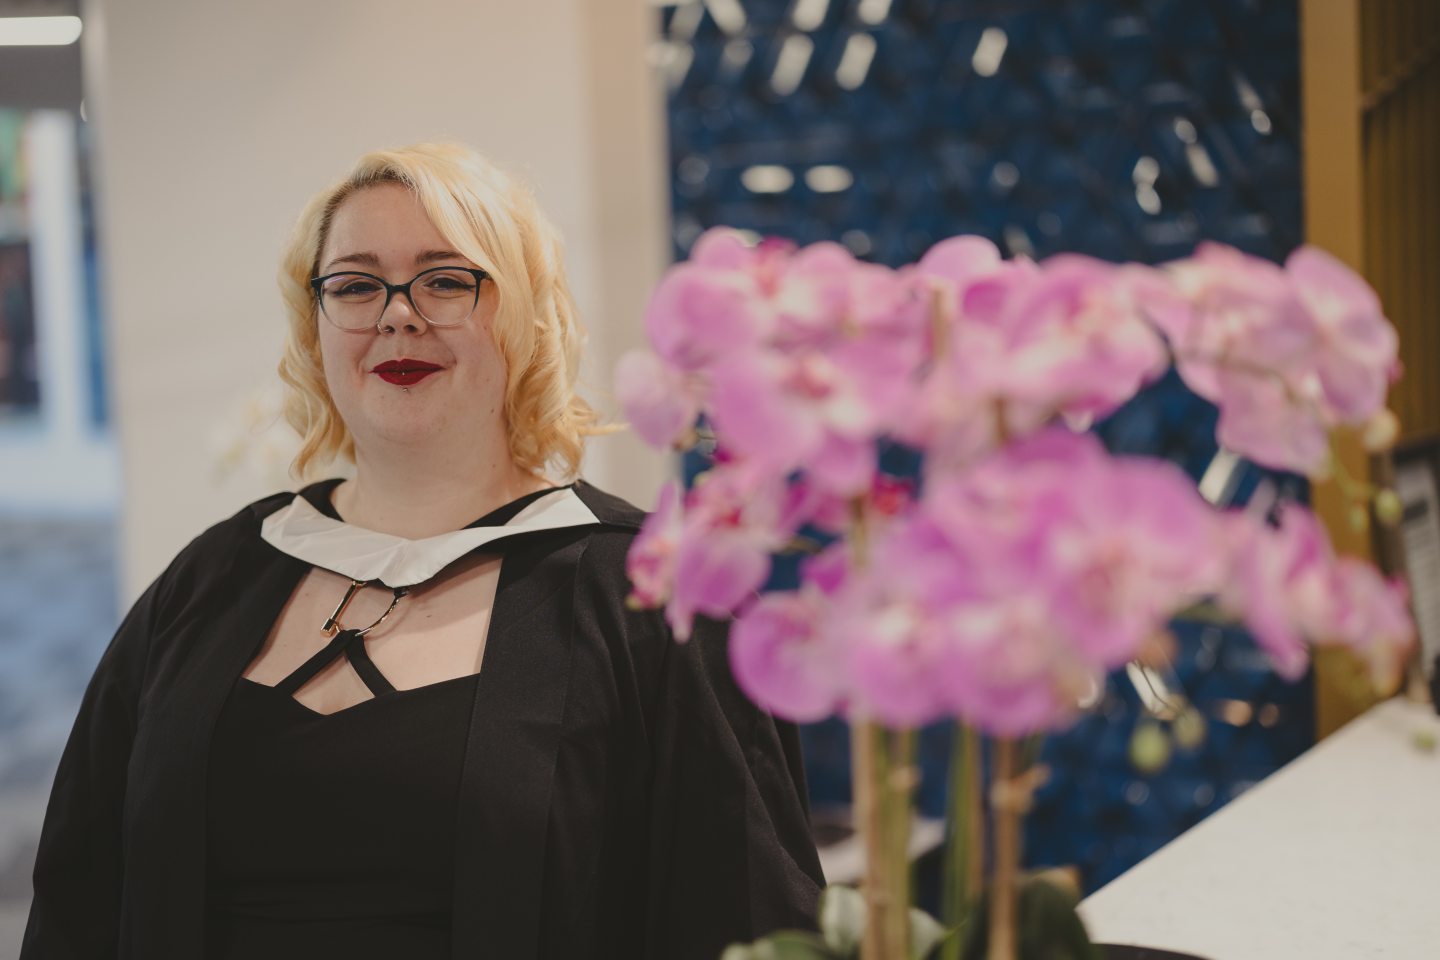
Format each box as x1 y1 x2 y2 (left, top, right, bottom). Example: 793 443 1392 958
333 443 556 539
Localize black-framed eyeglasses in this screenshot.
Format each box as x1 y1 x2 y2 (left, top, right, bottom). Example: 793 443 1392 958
309 266 490 331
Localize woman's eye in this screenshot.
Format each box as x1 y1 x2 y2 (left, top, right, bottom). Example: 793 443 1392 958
423 274 476 295
330 280 381 298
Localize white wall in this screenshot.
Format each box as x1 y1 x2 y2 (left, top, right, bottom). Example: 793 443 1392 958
83 0 673 599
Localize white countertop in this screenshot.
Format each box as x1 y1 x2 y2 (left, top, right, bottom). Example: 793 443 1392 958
1079 696 1440 959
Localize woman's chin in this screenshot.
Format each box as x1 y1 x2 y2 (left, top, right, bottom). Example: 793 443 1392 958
350 408 451 448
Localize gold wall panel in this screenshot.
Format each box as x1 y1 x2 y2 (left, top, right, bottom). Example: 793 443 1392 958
1303 0 1439 734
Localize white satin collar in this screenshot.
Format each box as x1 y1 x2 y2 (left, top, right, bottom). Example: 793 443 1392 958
260 486 600 587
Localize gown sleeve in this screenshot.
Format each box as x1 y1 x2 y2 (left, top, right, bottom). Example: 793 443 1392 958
643 609 826 960
20 568 172 960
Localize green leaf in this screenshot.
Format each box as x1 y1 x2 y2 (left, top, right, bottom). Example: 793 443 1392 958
766 931 840 959
723 931 839 960
909 906 947 959
818 884 866 955
960 875 1102 960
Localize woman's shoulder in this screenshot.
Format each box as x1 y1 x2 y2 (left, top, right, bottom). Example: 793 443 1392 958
182 488 299 556
568 479 661 602
110 489 299 647
150 487 301 589
570 478 648 533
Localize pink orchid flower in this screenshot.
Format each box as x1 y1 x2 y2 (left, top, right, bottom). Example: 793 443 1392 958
1209 368 1332 477
831 516 974 726
902 251 1166 470
937 593 1098 736
927 430 1219 664
1002 255 1169 425
1322 557 1415 688
624 227 1415 738
614 349 702 449
1043 454 1226 666
730 574 848 723
1218 505 1337 679
1220 503 1416 683
896 257 1050 468
625 480 683 609
644 230 850 375
705 255 925 496
1159 243 1399 476
661 460 809 641
1285 245 1399 423
1163 243 1317 393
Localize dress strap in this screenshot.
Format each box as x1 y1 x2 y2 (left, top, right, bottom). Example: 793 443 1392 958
344 636 397 696
274 629 397 698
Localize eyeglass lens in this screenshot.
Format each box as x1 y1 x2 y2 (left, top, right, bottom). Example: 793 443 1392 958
318 268 480 330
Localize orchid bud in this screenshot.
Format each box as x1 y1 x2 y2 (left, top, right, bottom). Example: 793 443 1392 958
1361 409 1400 452
1128 721 1171 774
1374 489 1403 527
1172 708 1207 750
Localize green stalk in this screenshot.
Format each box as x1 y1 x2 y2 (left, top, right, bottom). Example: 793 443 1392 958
848 498 896 960
987 739 1020 960
964 728 984 908
940 724 981 960
847 501 918 959
884 728 917 958
854 720 890 959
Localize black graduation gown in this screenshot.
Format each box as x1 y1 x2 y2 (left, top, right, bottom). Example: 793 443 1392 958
21 479 825 959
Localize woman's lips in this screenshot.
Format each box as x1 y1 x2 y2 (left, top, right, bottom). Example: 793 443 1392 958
372 359 441 386
376 370 437 385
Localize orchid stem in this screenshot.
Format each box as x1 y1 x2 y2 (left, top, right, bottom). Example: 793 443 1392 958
854 720 890 960
884 727 917 958
940 723 982 960
965 728 985 904
987 738 1020 960
848 496 900 960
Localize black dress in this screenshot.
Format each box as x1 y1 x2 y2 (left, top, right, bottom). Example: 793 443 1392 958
209 481 564 958
23 479 826 960
206 670 479 958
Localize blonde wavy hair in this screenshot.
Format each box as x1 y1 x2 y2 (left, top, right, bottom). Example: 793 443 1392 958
277 142 604 481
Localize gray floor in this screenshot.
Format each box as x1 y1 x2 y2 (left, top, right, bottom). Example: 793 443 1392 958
0 513 117 960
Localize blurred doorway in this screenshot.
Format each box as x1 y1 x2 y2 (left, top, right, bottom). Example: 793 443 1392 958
0 4 120 955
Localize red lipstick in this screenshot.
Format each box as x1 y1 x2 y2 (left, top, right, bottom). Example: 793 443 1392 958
372 359 442 386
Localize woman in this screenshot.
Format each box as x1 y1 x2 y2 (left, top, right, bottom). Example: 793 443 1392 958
22 143 824 959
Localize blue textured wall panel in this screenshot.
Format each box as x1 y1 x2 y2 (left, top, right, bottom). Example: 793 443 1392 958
662 0 1310 893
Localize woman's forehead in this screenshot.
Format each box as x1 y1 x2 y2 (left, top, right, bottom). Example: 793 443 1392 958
328 183 438 241
322 184 466 271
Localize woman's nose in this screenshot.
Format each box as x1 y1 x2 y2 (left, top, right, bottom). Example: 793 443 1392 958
376 293 428 335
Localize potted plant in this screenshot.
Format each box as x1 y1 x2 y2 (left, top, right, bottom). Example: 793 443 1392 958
617 231 1414 960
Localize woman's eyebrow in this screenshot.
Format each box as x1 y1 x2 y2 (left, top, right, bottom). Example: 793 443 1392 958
415 249 466 264
325 251 381 272
323 249 466 272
